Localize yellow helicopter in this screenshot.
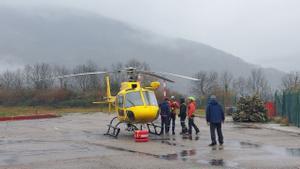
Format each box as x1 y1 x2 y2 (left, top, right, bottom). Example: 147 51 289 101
55 67 200 138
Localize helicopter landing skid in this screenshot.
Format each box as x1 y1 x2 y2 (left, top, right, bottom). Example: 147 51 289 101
147 122 161 135
104 117 122 138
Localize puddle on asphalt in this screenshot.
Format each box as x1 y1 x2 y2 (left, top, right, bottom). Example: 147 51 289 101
159 135 200 147
159 149 197 161
239 141 300 157
161 140 177 146
240 141 261 148
211 146 224 151
87 141 236 167
209 159 224 166
234 125 262 129
198 159 238 168
286 148 300 156
182 135 199 140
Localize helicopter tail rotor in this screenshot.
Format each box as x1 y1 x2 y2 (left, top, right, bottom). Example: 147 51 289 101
92 74 115 112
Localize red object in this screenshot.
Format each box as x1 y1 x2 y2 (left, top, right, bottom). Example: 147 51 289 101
0 114 59 122
134 130 149 142
135 138 149 142
169 100 179 112
265 102 276 118
188 101 196 118
163 81 167 97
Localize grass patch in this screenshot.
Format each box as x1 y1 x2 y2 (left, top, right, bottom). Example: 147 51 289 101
0 106 110 117
271 116 289 126
195 109 206 117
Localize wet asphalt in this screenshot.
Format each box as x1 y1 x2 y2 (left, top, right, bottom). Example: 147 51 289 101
0 112 300 169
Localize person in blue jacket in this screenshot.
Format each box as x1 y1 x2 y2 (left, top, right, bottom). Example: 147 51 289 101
160 98 171 135
206 95 225 146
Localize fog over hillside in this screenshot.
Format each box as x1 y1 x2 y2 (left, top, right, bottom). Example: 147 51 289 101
0 7 285 92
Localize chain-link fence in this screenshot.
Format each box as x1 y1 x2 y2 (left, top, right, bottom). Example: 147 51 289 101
275 91 300 127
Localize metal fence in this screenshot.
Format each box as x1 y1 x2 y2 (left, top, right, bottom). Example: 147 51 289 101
275 91 300 127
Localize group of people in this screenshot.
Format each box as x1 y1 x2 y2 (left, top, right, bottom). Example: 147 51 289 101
160 96 199 136
159 95 225 146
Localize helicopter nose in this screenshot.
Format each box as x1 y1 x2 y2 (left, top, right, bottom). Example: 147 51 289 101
127 106 159 123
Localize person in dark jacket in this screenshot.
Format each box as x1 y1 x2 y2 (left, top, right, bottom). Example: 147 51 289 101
206 95 225 146
178 98 188 134
160 98 171 135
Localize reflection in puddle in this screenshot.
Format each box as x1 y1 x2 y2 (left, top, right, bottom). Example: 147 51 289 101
182 135 199 141
209 159 224 166
161 140 177 146
198 159 237 168
240 141 261 148
286 148 300 157
159 149 197 161
239 141 300 157
212 146 224 151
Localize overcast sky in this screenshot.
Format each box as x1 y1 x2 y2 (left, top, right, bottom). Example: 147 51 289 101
2 0 300 72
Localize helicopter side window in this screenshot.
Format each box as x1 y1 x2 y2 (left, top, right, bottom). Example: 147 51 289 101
143 91 158 106
125 92 144 108
117 95 124 108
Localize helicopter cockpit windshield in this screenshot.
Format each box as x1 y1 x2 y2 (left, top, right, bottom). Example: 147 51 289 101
125 92 143 108
143 91 158 106
125 91 158 108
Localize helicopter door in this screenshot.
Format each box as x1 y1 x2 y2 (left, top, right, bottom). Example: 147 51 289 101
117 95 125 116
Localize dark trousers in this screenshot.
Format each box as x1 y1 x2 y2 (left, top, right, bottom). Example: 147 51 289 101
161 116 170 134
188 117 199 134
180 116 187 133
210 123 224 144
170 113 176 133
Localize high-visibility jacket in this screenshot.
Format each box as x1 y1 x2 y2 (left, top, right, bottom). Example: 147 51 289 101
188 101 196 118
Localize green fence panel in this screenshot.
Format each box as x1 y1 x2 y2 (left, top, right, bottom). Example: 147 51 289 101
275 91 300 128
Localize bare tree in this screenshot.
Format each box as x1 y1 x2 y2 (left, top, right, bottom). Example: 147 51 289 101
220 71 233 92
0 71 14 89
73 61 100 92
54 65 70 89
233 76 248 97
247 68 271 100
11 69 24 91
24 63 54 89
281 71 300 90
248 69 265 94
111 62 125 83
192 71 219 96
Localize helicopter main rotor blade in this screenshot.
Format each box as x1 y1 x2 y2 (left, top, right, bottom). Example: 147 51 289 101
138 71 175 83
157 72 200 81
55 71 108 79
